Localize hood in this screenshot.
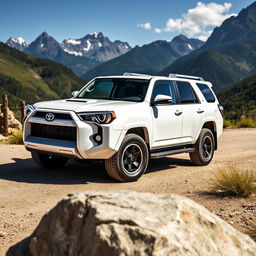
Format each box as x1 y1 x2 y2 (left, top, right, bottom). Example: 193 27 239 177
34 98 137 112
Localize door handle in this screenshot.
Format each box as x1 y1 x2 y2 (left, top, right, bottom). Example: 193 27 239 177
175 110 182 116
197 109 204 114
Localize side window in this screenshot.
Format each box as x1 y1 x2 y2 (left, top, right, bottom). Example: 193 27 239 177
176 81 199 104
196 83 216 103
151 81 176 103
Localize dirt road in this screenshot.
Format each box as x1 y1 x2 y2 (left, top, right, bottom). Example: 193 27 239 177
1 128 256 254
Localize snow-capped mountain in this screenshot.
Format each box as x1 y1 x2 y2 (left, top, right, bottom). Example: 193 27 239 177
61 32 131 62
170 35 204 56
5 32 203 79
6 37 29 51
23 32 99 76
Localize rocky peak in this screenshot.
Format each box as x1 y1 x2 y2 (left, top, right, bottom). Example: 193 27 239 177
26 32 61 58
6 37 29 51
204 1 256 48
170 34 204 56
61 32 132 62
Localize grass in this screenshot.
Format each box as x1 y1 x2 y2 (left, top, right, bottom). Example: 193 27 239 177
237 117 256 128
209 165 256 197
8 129 23 144
223 119 234 128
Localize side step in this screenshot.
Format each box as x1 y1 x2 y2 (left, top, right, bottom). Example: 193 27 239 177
150 147 194 159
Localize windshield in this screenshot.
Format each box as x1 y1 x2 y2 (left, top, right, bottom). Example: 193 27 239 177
77 78 150 102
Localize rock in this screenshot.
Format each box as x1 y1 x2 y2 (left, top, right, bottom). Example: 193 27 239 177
0 231 6 237
229 211 241 217
0 108 22 135
7 191 256 256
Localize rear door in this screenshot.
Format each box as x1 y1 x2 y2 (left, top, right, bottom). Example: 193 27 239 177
151 80 182 148
176 81 205 144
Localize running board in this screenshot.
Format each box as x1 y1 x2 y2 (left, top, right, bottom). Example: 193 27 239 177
150 147 194 159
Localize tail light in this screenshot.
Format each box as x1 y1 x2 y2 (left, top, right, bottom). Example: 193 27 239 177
218 104 224 117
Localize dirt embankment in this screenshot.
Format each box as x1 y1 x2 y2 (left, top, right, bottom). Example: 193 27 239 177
0 128 256 254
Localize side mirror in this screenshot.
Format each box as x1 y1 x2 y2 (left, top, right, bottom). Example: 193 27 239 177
72 91 79 97
153 94 172 105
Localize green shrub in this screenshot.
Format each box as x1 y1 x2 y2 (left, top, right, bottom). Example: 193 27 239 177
223 119 233 128
237 117 256 128
8 129 23 144
209 165 256 197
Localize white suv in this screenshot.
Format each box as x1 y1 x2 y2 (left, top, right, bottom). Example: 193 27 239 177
23 73 223 182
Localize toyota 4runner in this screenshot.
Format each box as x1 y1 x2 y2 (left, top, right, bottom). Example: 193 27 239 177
23 73 224 182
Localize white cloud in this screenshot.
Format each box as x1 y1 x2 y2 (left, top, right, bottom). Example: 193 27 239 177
155 28 162 33
197 30 213 41
156 2 236 40
137 22 151 30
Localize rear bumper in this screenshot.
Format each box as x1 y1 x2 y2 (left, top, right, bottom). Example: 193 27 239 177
23 109 124 159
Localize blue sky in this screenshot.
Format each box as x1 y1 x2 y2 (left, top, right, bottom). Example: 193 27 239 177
0 0 255 46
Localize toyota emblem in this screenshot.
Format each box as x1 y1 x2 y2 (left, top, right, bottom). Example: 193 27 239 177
45 113 55 121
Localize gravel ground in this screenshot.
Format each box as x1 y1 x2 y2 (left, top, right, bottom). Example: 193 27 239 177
0 128 256 254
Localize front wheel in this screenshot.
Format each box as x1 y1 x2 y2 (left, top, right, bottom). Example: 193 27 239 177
31 151 69 169
189 128 215 166
105 133 149 182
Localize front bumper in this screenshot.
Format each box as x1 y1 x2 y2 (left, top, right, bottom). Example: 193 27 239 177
23 109 124 159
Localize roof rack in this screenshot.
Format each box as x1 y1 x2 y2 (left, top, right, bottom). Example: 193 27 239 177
123 72 152 77
169 73 204 81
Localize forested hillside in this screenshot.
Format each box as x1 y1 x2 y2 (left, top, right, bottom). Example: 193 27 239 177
0 43 85 107
218 75 256 120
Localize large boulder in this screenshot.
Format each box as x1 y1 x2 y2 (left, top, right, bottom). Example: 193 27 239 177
7 191 256 256
0 107 22 135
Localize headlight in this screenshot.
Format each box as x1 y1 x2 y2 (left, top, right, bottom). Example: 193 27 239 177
25 105 36 116
78 111 116 124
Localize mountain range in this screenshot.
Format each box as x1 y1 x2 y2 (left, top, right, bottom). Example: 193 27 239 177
6 32 132 77
6 33 203 79
82 35 203 80
159 1 256 93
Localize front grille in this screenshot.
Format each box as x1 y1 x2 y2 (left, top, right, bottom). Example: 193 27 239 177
31 123 76 141
34 111 72 120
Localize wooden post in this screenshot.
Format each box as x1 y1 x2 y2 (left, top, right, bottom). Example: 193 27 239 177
20 100 26 124
2 95 8 136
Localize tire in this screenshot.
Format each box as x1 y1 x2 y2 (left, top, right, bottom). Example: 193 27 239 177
31 151 68 169
189 128 215 166
105 133 149 182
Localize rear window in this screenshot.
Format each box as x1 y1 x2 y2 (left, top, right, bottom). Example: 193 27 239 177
176 81 199 104
196 83 216 103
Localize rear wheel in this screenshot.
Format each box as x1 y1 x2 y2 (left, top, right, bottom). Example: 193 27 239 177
189 128 215 166
31 151 68 169
105 133 149 182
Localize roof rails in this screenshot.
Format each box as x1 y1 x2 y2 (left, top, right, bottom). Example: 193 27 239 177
169 73 204 81
123 72 152 77
122 72 204 81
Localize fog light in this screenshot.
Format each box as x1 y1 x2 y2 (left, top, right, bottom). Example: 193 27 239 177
95 135 102 142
